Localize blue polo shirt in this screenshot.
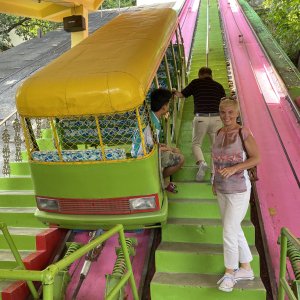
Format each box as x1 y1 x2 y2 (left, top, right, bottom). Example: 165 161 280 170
131 111 161 157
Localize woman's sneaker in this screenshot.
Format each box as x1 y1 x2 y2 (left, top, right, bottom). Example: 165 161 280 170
217 273 236 292
234 268 254 281
196 161 208 181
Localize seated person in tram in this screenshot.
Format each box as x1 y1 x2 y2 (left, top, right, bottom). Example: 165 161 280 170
131 88 184 193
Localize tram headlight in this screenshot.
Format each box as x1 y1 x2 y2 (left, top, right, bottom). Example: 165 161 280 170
129 196 156 210
36 197 59 211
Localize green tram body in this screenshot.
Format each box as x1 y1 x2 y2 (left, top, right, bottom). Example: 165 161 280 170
32 149 167 230
16 8 187 230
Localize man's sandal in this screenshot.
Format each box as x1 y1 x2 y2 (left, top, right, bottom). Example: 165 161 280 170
165 182 178 193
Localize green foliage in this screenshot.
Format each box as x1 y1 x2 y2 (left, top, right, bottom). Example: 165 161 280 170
101 0 136 9
261 0 300 63
0 13 61 51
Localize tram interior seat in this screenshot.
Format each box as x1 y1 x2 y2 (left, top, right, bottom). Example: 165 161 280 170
31 148 126 162
31 113 139 162
56 116 137 148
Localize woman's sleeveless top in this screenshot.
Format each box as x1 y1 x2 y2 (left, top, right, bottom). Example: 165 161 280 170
212 127 251 194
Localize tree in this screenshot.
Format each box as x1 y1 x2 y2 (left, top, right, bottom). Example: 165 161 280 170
0 13 61 51
262 0 300 66
101 0 136 9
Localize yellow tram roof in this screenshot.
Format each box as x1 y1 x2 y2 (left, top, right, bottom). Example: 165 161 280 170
16 8 178 117
0 0 104 22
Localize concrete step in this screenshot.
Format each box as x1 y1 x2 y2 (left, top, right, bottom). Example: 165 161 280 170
0 190 36 207
0 227 45 250
162 218 255 245
0 176 33 190
168 198 250 220
155 242 259 275
0 207 45 227
151 273 266 299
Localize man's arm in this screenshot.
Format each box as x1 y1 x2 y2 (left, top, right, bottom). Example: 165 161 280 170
172 80 194 99
172 90 185 98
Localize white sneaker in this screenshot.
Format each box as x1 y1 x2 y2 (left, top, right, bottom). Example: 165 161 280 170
217 273 236 292
196 161 208 182
234 268 254 281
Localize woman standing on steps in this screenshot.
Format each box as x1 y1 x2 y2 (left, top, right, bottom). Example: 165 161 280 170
211 98 260 292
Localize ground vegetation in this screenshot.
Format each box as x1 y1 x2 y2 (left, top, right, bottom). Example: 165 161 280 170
0 13 61 51
257 0 300 68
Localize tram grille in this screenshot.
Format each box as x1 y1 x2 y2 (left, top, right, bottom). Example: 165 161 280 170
58 198 131 214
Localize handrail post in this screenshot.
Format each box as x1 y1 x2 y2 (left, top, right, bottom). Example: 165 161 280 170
42 266 56 300
118 226 138 300
278 227 288 300
206 0 210 67
0 222 39 299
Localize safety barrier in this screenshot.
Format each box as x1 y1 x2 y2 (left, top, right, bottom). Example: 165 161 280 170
0 222 138 300
0 110 24 176
278 227 300 300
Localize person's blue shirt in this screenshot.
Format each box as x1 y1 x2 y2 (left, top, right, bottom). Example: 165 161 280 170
131 111 161 157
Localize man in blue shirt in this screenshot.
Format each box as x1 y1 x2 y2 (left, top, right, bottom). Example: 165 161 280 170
132 88 184 192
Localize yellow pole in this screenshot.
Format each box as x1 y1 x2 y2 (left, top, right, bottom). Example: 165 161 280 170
71 5 89 48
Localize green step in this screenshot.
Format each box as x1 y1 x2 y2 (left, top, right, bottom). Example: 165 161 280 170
168 198 219 218
21 151 28 161
0 227 44 250
42 128 53 139
171 166 199 181
0 208 45 227
37 138 55 151
0 250 33 269
173 152 211 167
168 198 250 220
0 176 33 190
10 161 31 176
0 190 36 207
179 121 193 131
167 182 215 200
162 218 255 245
151 273 266 300
155 242 259 275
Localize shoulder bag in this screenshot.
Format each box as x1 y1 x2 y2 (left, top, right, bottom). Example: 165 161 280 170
238 128 258 182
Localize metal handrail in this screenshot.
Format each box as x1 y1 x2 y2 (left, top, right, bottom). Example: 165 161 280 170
278 227 300 300
0 110 18 127
206 0 210 67
0 223 138 300
0 221 39 298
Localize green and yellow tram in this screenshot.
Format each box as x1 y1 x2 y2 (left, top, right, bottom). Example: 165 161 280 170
16 8 187 230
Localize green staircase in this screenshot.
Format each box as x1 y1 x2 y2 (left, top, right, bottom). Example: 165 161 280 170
150 0 266 298
0 158 47 297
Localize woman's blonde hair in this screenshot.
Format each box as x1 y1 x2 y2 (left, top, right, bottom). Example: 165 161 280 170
219 97 240 112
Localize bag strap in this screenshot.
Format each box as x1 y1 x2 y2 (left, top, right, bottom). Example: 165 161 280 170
238 127 249 159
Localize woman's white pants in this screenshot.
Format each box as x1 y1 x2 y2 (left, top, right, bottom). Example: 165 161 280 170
217 189 253 270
